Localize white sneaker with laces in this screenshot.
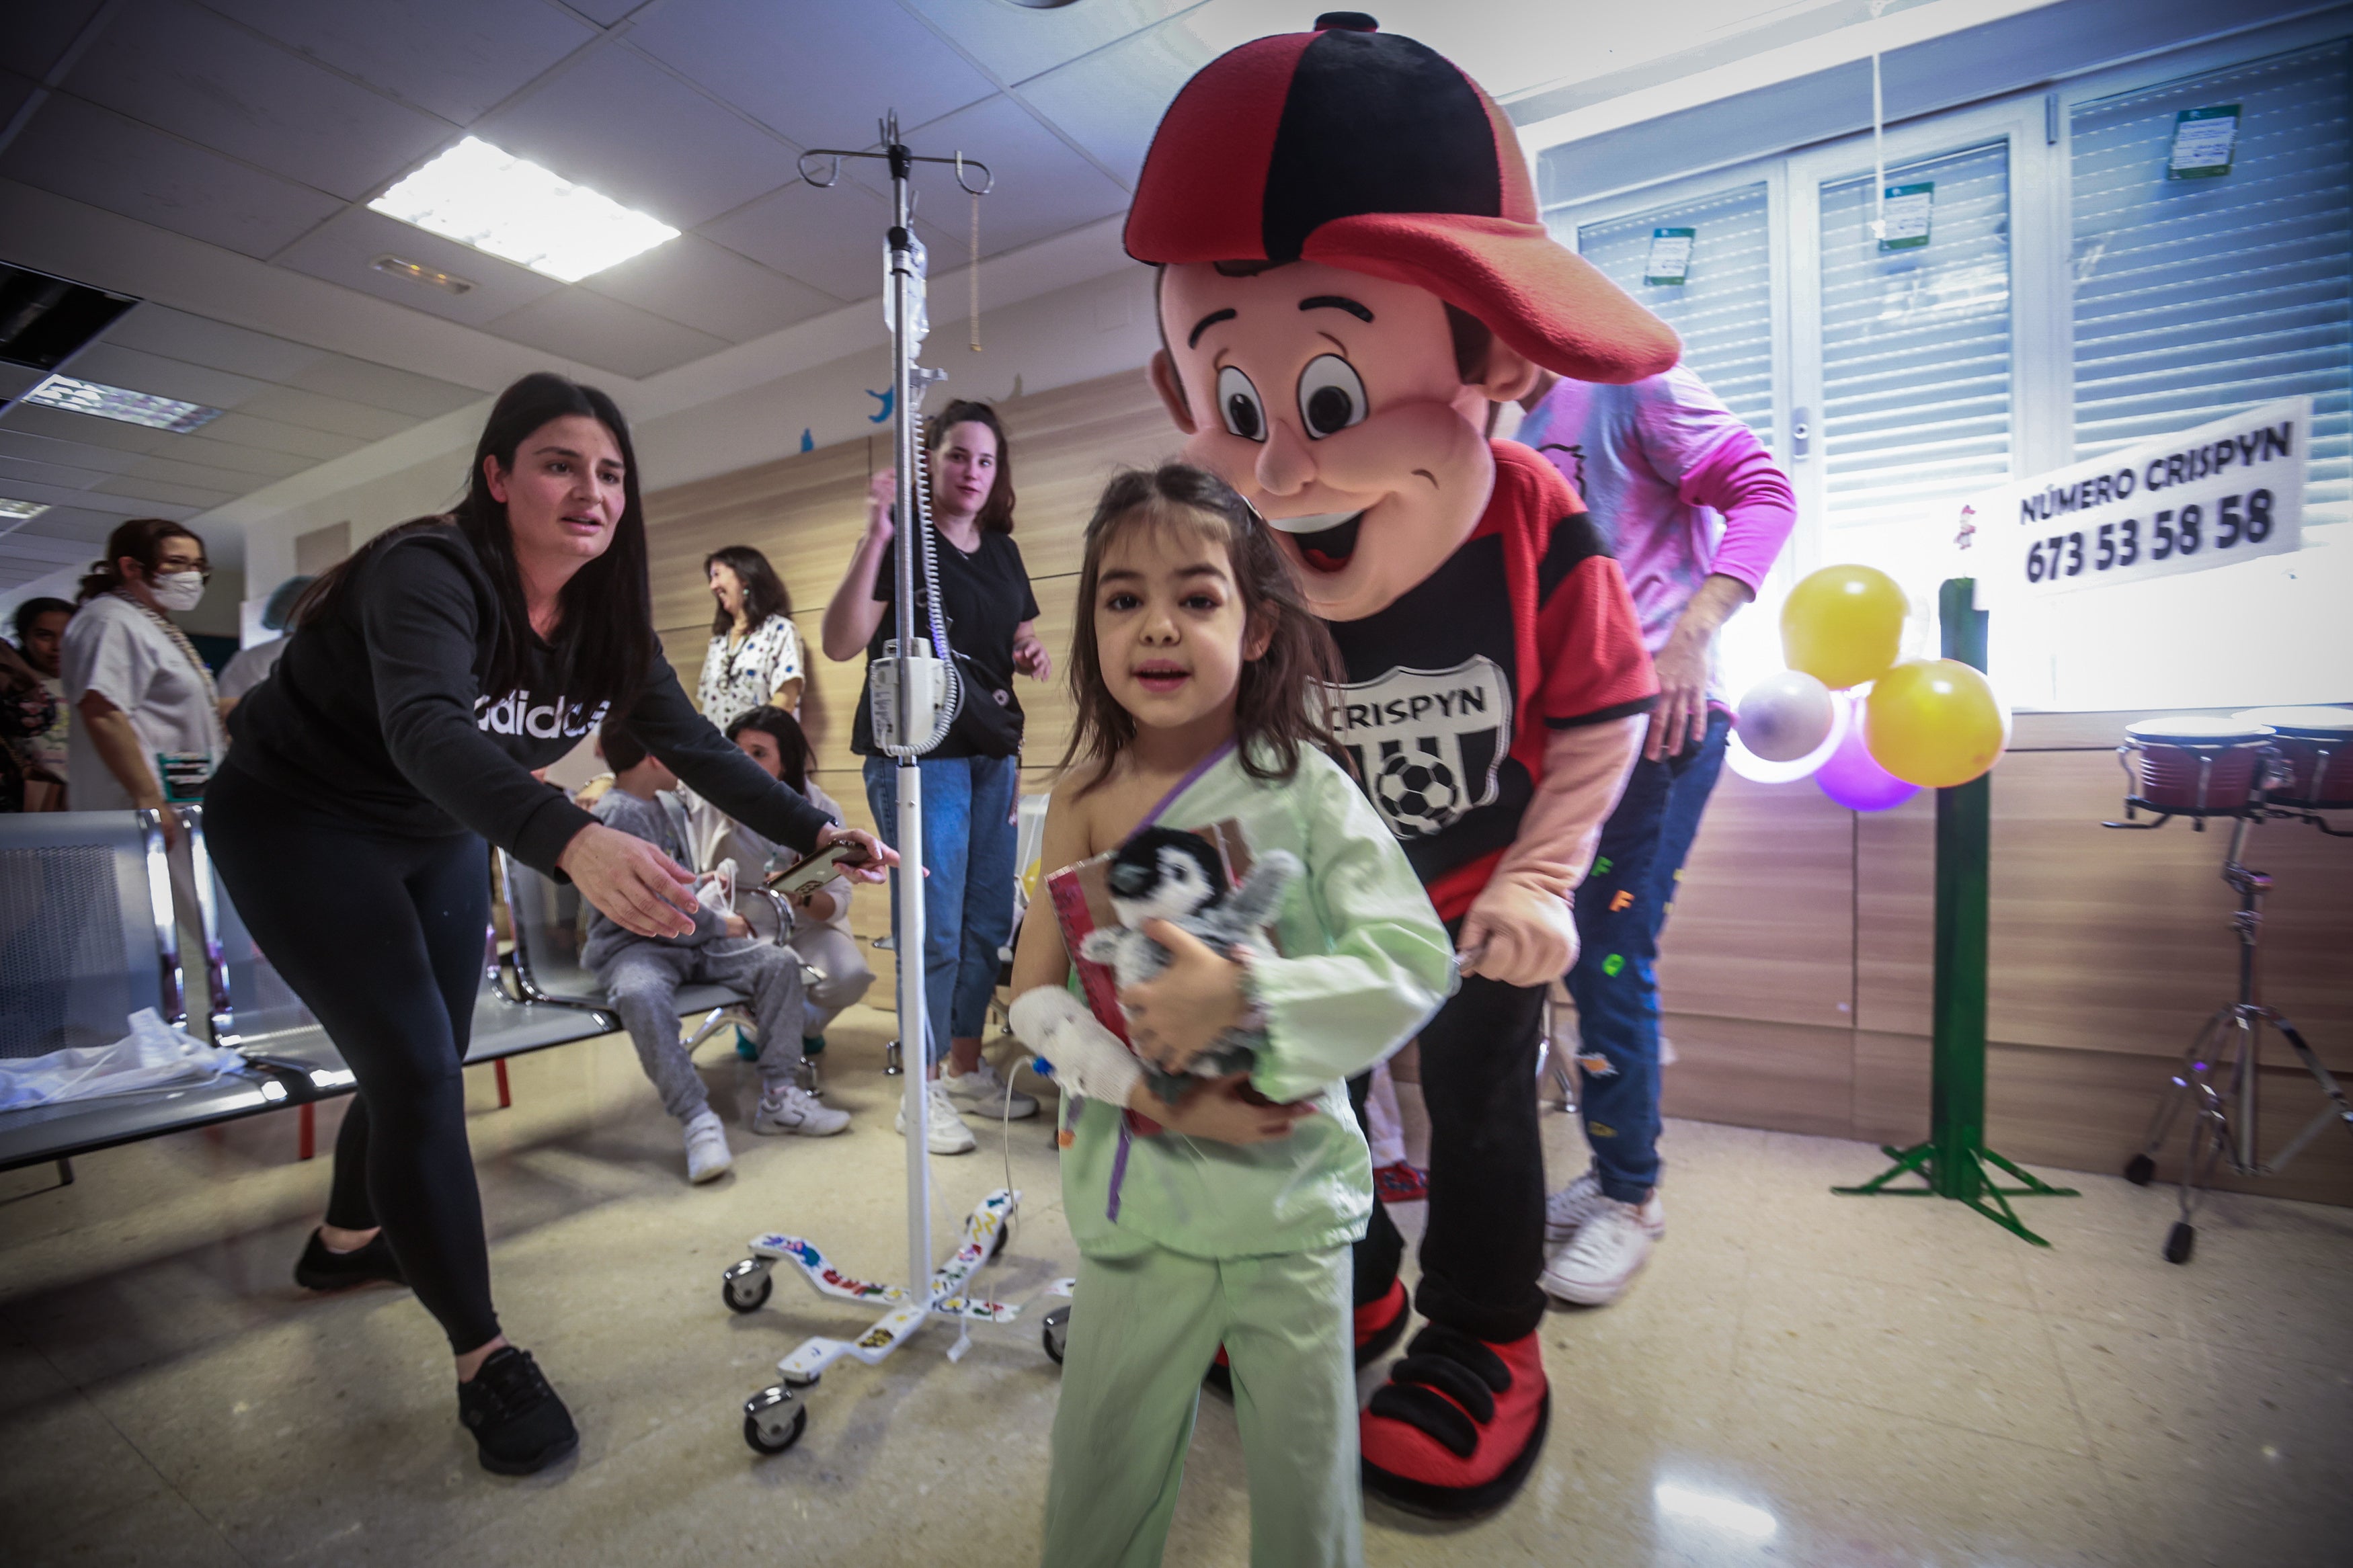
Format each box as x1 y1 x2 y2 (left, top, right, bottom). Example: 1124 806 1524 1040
940 1057 1039 1121
1540 1195 1663 1306
1544 1170 1666 1246
895 1080 977 1155
682 1109 733 1184
754 1083 849 1137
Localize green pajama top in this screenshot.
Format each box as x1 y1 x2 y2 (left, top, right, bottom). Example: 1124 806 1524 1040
1060 743 1455 1262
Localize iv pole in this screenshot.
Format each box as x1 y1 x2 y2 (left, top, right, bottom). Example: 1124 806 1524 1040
723 116 1070 1458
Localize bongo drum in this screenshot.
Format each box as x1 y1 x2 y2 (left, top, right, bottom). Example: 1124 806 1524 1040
2232 706 2353 810
2118 717 2274 818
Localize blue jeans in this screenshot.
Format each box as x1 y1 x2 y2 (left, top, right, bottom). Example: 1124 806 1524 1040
1563 710 1731 1202
864 753 1019 1065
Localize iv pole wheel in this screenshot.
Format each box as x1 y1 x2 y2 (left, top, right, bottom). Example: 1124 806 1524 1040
2122 1153 2156 1186
721 1260 773 1314
744 1385 807 1454
1041 1305 1070 1365
2163 1221 2195 1266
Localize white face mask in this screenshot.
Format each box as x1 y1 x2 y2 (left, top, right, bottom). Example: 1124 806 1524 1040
151 570 205 614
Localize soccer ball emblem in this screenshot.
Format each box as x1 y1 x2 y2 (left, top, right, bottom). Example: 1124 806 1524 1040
1375 751 1462 837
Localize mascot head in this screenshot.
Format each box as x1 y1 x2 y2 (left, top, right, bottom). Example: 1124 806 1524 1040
1127 12 1679 621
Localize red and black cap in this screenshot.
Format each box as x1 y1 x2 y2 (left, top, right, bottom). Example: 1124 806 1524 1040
1126 13 1679 385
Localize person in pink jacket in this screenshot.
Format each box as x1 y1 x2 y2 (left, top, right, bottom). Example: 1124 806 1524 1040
1514 362 1796 1307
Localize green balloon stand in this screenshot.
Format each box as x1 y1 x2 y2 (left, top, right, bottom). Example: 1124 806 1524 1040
1832 577 2079 1244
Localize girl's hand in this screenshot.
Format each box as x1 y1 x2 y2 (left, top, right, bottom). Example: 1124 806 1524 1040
1011 632 1051 682
1121 920 1247 1075
865 468 898 542
1150 1072 1314 1144
558 823 699 939
815 823 897 884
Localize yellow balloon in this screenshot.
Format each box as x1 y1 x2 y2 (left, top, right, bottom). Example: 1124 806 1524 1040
1782 565 1908 689
1021 860 1043 901
1864 659 2007 788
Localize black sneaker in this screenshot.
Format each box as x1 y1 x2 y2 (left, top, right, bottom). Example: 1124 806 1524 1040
458 1347 578 1475
293 1229 407 1292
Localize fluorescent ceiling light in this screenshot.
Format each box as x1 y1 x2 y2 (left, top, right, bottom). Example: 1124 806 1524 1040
372 253 476 295
22 374 222 433
369 136 680 283
0 497 50 522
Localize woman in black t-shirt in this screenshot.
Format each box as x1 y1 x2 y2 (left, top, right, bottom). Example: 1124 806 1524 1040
210 374 891 1475
821 401 1047 1153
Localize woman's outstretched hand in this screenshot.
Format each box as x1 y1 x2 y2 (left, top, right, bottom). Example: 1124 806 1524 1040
815 823 897 884
558 822 699 938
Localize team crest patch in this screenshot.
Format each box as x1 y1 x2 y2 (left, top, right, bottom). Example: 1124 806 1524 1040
1328 657 1512 840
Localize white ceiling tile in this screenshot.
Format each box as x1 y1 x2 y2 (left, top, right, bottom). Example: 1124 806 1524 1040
0 0 107 81
0 364 43 403
0 452 115 493
705 175 967 303
484 289 731 379
272 205 564 327
1014 28 1215 189
0 532 102 567
100 304 326 384
877 94 1130 256
48 341 269 411
0 429 143 476
0 69 35 131
228 385 415 443
0 403 174 454
121 451 276 494
197 411 367 462
0 93 346 260
202 0 597 123
282 354 482 418
65 0 454 202
581 234 842 343
474 47 796 230
157 431 316 480
898 0 1203 85
566 0 651 25
9 505 129 544
627 0 994 149
92 472 239 508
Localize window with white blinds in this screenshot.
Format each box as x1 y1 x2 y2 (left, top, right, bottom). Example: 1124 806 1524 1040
1818 141 2013 534
1573 182 1775 452
2071 39 2351 520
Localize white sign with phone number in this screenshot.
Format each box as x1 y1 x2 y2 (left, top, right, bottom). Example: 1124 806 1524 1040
1973 397 2307 596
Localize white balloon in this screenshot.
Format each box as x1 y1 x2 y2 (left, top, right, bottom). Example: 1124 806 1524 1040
1726 689 1849 784
1736 670 1837 761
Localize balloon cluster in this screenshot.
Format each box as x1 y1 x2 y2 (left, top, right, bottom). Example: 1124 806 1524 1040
1728 566 2008 811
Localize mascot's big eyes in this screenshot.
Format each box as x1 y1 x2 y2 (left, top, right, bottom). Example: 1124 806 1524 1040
1297 355 1368 439
1216 366 1267 442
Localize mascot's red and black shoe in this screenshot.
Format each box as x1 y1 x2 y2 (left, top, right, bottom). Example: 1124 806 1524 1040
1360 1324 1549 1518
1205 1277 1410 1397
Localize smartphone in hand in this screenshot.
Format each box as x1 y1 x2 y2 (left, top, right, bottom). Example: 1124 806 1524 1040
765 839 870 898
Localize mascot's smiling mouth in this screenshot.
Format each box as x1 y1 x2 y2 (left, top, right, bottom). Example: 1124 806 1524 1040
1265 509 1364 573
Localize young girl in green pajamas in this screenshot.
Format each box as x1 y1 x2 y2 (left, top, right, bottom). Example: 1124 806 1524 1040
1008 464 1453 1568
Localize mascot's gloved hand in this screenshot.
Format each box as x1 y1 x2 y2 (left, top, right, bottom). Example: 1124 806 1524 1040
1459 714 1648 987
1009 987 1143 1109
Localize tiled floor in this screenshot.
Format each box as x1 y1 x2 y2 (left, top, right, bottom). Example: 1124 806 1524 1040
3 1007 2348 1567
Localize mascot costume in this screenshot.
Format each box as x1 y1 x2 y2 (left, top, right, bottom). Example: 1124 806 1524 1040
1127 12 1677 1517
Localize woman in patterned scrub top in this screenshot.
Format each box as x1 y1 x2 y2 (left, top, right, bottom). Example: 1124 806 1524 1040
697 545 804 727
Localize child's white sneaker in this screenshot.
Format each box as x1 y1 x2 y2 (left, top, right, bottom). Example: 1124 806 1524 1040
895 1080 976 1155
683 1109 733 1184
1540 1195 1662 1306
1544 1169 1666 1246
940 1057 1038 1120
753 1084 849 1137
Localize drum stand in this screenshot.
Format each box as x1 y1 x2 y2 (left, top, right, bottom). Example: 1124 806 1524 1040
2114 808 2353 1264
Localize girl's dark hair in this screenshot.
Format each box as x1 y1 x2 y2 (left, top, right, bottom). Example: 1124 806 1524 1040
705 545 792 638
299 372 657 708
923 399 1016 534
1060 463 1345 794
598 716 649 774
724 704 811 795
78 518 203 603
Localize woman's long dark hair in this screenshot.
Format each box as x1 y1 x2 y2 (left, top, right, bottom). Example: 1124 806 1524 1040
1060 463 1345 794
300 372 657 707
705 544 793 638
78 518 202 603
924 399 1016 534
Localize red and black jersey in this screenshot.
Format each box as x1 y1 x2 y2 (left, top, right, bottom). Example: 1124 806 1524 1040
1322 440 1657 920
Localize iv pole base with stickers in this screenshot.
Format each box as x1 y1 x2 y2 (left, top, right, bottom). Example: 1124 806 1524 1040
725 117 1070 1457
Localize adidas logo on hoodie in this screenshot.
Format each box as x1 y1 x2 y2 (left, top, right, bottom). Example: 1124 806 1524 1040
474 690 610 740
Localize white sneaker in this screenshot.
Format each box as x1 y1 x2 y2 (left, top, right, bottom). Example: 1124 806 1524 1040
895 1080 976 1155
1544 1169 1666 1245
939 1057 1039 1121
682 1109 733 1184
1541 1196 1662 1306
753 1083 850 1137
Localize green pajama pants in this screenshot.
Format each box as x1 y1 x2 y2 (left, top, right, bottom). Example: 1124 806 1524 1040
1041 1243 1361 1568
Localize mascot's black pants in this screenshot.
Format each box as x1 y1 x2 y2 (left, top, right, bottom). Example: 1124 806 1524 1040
1352 962 1550 1344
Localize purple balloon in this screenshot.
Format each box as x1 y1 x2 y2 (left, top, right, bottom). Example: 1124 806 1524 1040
1815 717 1920 811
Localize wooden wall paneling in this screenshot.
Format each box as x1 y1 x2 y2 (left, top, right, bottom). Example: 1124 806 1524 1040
1854 788 1934 1038
1658 1014 1856 1139
1654 771 1856 1030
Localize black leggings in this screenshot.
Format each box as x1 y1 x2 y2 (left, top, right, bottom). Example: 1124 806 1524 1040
208 763 500 1354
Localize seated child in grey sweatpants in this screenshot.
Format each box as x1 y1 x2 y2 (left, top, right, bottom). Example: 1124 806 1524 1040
584 721 848 1184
